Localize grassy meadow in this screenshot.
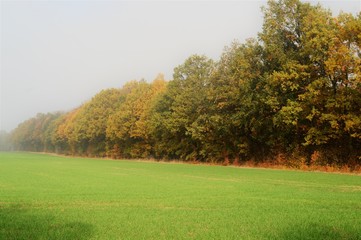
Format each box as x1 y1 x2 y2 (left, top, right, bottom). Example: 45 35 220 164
0 152 360 239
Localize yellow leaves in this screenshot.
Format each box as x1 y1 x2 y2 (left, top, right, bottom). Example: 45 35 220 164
306 107 320 121
56 108 81 142
265 96 280 112
323 11 361 91
303 127 330 146
276 100 303 126
270 61 310 93
345 115 361 139
106 76 167 154
345 119 357 131
151 73 167 93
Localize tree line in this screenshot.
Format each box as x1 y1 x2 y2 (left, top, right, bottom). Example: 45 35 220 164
10 0 361 169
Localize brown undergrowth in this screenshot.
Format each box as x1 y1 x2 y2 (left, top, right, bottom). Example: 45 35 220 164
227 153 361 174
28 151 361 175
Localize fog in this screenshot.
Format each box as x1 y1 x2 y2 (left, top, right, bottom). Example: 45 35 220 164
1 0 360 132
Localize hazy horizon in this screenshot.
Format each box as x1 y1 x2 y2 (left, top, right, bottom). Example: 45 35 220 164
1 0 360 132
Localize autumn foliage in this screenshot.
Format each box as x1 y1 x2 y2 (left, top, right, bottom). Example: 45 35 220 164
10 0 361 170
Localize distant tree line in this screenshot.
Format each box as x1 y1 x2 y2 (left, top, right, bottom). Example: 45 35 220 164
0 131 12 151
10 0 361 169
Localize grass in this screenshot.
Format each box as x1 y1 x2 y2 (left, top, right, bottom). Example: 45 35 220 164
0 152 360 240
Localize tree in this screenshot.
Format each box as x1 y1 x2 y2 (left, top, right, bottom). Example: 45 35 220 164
0 131 12 151
207 39 265 163
69 89 124 156
52 108 82 154
9 0 361 168
107 76 167 158
150 55 214 161
300 11 361 164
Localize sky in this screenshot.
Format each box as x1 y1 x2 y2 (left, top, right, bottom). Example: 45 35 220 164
1 0 360 132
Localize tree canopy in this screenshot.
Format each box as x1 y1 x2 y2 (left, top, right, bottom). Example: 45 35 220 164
10 0 361 169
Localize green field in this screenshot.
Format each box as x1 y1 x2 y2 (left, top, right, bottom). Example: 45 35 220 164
0 152 360 239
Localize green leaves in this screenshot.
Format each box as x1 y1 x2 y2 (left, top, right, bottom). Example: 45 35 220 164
10 0 361 167
150 55 215 161
106 77 167 158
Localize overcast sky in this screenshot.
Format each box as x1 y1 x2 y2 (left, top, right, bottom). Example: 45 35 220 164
1 0 360 132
